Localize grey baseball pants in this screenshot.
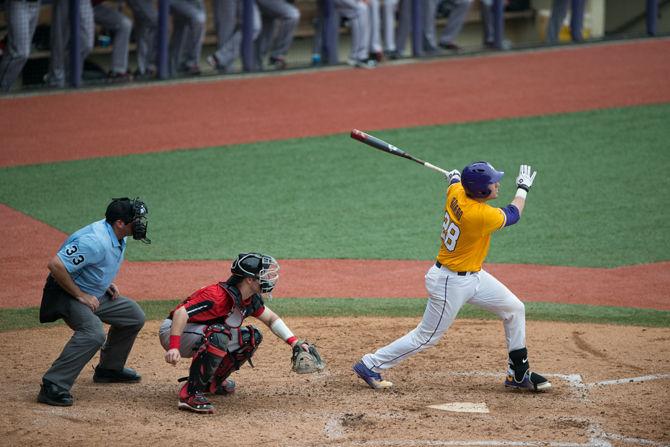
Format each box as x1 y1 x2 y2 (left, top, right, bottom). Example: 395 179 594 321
424 0 472 50
46 0 94 87
255 0 300 65
127 0 158 74
41 282 145 391
334 0 370 62
212 0 261 70
0 0 42 92
546 0 585 44
169 0 206 74
93 2 133 74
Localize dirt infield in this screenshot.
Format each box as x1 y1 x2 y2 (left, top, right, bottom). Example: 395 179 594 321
3 318 669 446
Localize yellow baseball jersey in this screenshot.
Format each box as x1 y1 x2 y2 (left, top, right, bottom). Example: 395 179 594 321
436 182 506 272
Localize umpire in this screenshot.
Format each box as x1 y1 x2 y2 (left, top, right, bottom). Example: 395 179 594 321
37 198 150 406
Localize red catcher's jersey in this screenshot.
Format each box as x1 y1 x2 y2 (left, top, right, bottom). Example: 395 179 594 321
170 282 265 327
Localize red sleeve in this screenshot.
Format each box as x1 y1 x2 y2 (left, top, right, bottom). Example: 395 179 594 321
251 305 266 318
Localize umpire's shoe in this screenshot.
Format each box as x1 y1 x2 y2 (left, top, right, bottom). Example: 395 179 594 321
38 380 74 406
504 369 552 392
353 361 393 389
93 366 142 383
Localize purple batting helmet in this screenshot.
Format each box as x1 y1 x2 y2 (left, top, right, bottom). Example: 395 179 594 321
461 161 504 198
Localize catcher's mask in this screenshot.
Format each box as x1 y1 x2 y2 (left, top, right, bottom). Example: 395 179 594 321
462 161 504 198
105 197 151 244
231 253 280 295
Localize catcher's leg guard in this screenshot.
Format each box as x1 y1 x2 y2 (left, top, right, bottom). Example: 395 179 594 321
208 325 263 394
185 324 231 395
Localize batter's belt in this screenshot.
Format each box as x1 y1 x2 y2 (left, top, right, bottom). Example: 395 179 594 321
434 261 478 276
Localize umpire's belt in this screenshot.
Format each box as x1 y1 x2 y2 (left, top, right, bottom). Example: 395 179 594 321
435 261 476 276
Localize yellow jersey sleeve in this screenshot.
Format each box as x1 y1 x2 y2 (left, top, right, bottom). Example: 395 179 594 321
436 183 505 272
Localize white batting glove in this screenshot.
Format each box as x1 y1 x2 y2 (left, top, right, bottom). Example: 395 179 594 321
516 164 537 192
445 169 461 183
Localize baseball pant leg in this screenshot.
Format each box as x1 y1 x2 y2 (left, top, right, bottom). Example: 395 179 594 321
480 0 494 44
47 0 68 87
422 0 438 51
95 296 145 371
159 319 207 358
368 0 382 53
0 0 41 92
335 0 369 62
468 270 526 352
438 0 472 45
42 298 107 390
546 0 568 43
93 4 133 74
395 0 410 55
79 0 95 63
382 0 399 52
255 0 299 59
212 0 239 67
362 265 477 371
127 0 158 73
569 0 585 41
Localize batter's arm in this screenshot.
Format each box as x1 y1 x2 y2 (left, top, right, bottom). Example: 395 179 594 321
47 255 100 311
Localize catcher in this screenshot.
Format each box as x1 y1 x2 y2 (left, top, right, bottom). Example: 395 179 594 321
159 252 324 414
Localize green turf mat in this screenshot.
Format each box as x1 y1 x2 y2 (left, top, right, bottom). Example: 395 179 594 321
1 104 668 267
1 299 668 332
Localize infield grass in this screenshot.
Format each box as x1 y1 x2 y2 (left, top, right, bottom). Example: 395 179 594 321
1 103 669 268
1 299 668 332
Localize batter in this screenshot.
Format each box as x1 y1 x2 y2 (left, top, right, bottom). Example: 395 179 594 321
354 162 551 392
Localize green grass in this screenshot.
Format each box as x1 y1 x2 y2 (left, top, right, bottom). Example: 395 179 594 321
1 104 669 266
2 299 668 332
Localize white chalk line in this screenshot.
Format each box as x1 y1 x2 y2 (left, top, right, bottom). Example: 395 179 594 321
324 372 670 447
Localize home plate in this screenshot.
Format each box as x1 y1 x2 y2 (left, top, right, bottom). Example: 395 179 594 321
427 402 490 413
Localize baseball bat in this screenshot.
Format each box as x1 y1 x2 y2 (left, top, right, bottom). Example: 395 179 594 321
350 129 449 176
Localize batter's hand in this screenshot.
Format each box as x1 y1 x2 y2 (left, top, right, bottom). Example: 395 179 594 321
516 164 537 192
106 283 120 300
77 293 100 312
444 169 461 184
165 348 181 365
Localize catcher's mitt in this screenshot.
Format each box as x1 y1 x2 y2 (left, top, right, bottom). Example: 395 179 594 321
291 340 326 374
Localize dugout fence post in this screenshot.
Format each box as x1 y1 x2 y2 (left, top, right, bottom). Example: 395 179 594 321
492 0 504 50
411 0 423 57
241 0 255 71
68 0 81 87
157 0 169 79
646 0 658 36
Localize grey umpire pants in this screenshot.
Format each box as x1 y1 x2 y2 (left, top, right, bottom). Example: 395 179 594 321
42 287 145 391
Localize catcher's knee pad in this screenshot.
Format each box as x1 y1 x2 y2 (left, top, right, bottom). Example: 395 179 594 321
187 324 232 393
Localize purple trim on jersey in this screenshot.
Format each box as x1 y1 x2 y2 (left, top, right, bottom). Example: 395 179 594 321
502 204 520 227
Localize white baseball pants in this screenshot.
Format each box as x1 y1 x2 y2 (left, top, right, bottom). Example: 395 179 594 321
362 263 526 372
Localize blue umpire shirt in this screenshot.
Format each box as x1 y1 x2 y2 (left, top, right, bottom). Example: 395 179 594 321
56 219 126 299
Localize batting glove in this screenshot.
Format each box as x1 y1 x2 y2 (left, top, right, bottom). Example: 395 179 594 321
516 164 537 192
445 169 461 184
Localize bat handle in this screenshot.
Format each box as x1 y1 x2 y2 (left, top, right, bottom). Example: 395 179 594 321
423 162 450 176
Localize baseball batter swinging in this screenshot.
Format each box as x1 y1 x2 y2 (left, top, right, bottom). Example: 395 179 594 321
159 252 321 413
354 162 551 392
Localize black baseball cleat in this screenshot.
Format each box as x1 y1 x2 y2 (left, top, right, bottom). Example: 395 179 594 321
38 380 74 406
504 369 551 392
93 366 142 383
